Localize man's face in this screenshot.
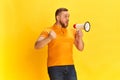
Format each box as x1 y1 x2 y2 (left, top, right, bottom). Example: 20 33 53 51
57 11 70 28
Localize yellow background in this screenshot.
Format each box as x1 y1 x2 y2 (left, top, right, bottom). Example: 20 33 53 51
0 0 120 80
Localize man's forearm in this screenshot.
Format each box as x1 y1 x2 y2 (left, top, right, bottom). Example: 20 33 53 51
77 37 84 51
75 37 84 51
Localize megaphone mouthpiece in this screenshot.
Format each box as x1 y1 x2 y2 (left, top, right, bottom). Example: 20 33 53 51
73 24 84 29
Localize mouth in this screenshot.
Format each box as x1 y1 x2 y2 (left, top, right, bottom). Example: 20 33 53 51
66 21 69 25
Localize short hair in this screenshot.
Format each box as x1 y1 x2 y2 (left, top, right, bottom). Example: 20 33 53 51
55 8 68 20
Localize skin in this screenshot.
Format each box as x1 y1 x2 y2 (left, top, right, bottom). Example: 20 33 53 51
34 11 84 51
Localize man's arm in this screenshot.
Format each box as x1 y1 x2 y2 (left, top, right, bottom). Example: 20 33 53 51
34 30 56 49
74 30 84 51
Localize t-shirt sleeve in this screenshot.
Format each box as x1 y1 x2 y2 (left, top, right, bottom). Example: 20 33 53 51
71 28 76 37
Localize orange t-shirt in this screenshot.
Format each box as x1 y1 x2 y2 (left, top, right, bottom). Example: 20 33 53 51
40 25 76 67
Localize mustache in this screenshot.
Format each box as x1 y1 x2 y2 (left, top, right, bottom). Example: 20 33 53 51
60 21 68 28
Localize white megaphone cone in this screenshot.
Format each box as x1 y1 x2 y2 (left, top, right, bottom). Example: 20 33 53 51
73 21 91 32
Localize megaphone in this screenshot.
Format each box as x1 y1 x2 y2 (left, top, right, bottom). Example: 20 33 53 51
73 21 91 32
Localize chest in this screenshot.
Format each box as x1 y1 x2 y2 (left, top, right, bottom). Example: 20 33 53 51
51 29 74 44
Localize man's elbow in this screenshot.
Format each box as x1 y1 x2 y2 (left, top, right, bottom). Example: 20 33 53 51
34 42 43 49
34 45 39 49
77 46 84 51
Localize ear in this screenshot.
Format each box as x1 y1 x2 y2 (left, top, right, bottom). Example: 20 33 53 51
56 15 60 21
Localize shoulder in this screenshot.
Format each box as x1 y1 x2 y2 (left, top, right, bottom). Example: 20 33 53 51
39 26 53 37
43 26 52 32
68 28 76 34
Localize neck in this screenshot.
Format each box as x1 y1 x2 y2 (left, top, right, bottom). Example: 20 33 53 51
55 22 62 28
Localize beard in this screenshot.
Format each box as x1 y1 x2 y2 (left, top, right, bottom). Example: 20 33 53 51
59 20 68 28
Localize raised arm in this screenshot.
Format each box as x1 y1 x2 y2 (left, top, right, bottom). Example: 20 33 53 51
74 30 84 51
34 30 56 49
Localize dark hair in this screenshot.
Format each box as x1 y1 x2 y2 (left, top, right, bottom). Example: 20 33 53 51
55 8 68 20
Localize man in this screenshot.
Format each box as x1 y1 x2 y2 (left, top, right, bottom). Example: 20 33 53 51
34 8 84 80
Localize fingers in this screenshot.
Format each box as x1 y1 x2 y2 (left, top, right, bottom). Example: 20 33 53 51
76 29 83 37
49 30 56 39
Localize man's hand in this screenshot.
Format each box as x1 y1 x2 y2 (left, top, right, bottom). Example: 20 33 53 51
48 30 56 40
75 30 83 40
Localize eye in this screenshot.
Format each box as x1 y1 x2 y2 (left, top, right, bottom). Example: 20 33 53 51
64 15 69 18
65 15 67 18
